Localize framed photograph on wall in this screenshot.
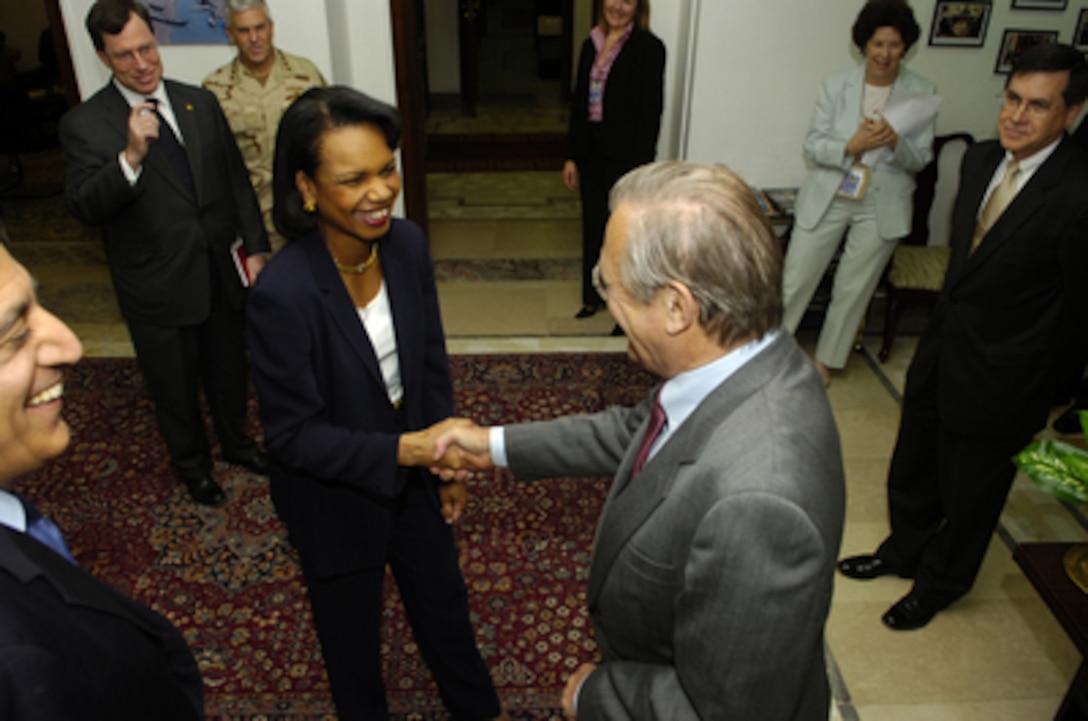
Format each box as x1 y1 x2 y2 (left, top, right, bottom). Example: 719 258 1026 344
1010 0 1068 8
1075 8 1088 50
994 29 1059 72
136 0 229 44
929 1 993 46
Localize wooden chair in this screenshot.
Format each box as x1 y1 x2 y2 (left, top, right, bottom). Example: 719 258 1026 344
876 132 973 363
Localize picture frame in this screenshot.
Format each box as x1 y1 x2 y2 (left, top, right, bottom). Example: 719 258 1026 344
1075 8 1088 51
994 28 1059 72
929 1 993 46
1010 0 1068 8
136 0 230 45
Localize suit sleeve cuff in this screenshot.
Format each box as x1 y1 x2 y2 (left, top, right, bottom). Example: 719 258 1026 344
489 426 509 468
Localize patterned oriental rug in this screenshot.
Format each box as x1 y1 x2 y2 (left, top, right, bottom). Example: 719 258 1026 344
15 354 656 720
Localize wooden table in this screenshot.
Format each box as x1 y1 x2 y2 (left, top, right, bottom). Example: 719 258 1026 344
1014 542 1088 721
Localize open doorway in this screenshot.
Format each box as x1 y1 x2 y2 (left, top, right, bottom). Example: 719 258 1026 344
425 0 574 172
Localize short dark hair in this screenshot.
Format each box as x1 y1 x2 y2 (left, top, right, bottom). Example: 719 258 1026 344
273 86 403 241
1009 42 1088 107
86 0 153 52
851 0 921 52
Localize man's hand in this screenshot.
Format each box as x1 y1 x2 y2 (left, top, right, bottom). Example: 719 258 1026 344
433 423 492 469
399 418 490 471
125 101 160 170
438 480 468 524
561 662 597 720
245 254 267 283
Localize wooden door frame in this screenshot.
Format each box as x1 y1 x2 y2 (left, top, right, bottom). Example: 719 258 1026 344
389 0 428 234
42 0 80 109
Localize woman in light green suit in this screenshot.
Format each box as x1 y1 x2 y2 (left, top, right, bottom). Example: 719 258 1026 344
782 0 936 385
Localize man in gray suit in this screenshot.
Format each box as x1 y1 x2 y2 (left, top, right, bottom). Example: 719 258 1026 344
434 161 846 720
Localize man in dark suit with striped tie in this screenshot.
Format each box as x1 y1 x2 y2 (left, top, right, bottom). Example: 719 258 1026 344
59 0 271 506
838 43 1088 631
0 243 205 720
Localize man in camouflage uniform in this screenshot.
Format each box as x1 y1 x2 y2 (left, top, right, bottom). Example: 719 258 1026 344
204 0 325 252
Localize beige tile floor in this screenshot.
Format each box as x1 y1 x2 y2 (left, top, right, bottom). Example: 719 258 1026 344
4 163 1087 720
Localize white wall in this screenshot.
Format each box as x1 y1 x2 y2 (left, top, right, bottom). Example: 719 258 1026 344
324 0 396 105
649 0 693 162
683 0 1084 187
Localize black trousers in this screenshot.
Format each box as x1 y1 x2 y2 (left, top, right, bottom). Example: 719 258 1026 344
125 296 255 481
301 473 500 721
577 127 644 307
877 374 1036 605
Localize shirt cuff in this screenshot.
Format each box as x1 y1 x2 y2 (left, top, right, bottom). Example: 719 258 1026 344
489 426 509 468
573 674 587 713
118 150 142 185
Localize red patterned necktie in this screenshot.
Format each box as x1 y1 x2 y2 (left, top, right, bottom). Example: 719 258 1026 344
631 389 666 479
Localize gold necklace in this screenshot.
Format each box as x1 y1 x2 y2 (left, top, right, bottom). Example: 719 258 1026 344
331 243 378 274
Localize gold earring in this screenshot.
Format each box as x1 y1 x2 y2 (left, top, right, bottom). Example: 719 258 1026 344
303 199 316 213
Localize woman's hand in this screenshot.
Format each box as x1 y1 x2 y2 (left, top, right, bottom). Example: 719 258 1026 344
844 114 899 157
562 160 579 191
438 481 468 524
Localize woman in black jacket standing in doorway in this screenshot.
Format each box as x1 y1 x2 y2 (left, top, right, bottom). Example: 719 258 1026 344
564 0 665 320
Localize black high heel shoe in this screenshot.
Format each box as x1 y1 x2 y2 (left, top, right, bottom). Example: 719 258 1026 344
574 304 601 319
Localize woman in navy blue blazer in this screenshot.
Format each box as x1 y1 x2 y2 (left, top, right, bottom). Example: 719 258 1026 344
246 87 506 721
564 0 665 320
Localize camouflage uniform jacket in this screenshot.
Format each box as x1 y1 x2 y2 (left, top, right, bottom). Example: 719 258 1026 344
204 50 326 251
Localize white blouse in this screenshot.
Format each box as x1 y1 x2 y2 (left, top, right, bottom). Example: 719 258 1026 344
356 281 403 406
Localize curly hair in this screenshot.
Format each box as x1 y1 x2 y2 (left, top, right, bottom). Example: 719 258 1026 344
851 0 921 52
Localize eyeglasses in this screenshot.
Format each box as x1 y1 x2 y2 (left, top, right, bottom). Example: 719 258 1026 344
591 263 609 302
107 43 157 67
1001 90 1061 118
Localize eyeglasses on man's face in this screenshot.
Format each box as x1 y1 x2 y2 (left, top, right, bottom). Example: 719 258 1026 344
1000 89 1062 118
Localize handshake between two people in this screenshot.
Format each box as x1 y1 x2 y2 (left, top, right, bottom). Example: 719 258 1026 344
397 418 495 524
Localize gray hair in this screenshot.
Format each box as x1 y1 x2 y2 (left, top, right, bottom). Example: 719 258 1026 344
225 0 270 24
609 161 783 348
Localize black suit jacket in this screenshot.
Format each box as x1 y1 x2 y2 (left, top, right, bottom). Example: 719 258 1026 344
59 79 269 326
0 526 203 720
246 222 452 578
566 27 666 165
906 136 1088 436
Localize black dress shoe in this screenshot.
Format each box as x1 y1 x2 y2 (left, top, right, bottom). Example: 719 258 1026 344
1053 408 1085 435
225 449 269 475
575 304 601 319
184 474 227 506
837 554 907 580
882 592 942 631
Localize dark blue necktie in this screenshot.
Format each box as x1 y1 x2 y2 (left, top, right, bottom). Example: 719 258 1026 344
19 494 76 564
146 97 196 197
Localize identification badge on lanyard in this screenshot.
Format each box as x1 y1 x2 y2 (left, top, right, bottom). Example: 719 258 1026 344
836 163 871 200
589 79 603 105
